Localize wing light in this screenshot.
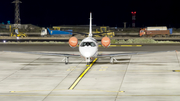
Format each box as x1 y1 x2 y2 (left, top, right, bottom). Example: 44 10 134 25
101 37 111 48
69 37 78 47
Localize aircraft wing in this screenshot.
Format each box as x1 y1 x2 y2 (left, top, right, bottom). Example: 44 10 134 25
4 50 175 57
4 51 81 57
97 50 175 57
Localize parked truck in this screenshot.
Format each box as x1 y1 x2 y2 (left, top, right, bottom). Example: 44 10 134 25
41 28 73 37
139 26 173 37
52 26 115 37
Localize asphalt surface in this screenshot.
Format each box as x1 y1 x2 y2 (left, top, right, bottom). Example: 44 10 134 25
0 44 180 51
1 50 180 101
1 44 180 101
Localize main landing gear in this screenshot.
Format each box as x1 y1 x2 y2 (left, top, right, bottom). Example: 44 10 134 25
62 57 69 65
110 57 117 64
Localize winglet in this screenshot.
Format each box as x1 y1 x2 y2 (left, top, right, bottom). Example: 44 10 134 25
89 12 92 37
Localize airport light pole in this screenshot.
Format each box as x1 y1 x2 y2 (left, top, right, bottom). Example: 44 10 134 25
12 0 22 24
131 11 136 28
123 22 127 28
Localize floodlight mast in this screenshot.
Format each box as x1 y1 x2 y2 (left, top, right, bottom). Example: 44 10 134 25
12 0 22 24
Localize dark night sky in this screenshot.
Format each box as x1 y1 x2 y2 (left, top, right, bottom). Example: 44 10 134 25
0 0 179 27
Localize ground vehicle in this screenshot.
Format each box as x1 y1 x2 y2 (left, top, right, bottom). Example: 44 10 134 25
52 26 115 37
93 26 115 37
41 28 73 37
10 26 27 37
139 26 173 37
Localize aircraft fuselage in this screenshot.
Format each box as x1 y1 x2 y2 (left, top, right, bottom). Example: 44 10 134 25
79 37 98 58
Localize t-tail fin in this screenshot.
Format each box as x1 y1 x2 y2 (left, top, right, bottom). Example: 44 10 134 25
89 12 92 37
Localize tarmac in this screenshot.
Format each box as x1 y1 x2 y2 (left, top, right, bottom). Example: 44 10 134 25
0 50 180 101
1 44 180 51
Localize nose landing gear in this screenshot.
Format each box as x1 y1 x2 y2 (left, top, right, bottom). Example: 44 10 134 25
86 57 91 66
62 57 69 65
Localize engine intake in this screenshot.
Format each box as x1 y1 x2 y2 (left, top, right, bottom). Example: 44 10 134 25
69 37 78 47
101 37 110 48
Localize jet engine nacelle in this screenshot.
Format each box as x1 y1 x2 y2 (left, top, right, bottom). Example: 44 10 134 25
69 37 78 48
101 37 111 48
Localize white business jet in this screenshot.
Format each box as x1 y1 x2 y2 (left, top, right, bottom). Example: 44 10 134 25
7 12 173 65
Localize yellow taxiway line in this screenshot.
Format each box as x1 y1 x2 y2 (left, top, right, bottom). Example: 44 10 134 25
69 58 98 90
173 70 180 72
77 45 142 47
98 45 142 47
10 89 124 93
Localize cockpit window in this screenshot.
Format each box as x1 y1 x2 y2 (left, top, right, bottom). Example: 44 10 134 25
80 42 96 47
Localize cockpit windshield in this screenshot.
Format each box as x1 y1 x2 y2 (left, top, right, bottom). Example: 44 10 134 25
80 42 96 47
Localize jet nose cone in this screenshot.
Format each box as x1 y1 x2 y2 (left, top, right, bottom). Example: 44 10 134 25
79 45 97 58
